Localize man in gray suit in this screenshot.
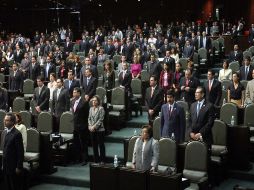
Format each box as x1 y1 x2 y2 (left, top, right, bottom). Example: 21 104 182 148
52 78 70 132
132 125 159 172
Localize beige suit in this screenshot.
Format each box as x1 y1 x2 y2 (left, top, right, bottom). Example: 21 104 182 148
245 79 254 104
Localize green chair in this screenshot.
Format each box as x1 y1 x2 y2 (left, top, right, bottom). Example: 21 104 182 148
229 61 239 73
248 46 254 56
37 111 53 133
13 97 26 112
179 58 188 70
158 138 176 174
221 79 231 90
96 87 107 104
198 48 208 66
153 117 161 141
0 73 5 83
243 50 252 58
220 103 238 125
113 55 121 65
219 89 228 107
59 111 74 142
125 135 139 168
19 110 32 128
0 110 6 131
23 79 34 99
183 141 208 190
241 80 248 89
140 70 149 82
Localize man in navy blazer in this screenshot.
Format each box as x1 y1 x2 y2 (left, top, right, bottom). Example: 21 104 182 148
160 91 185 143
239 56 254 81
64 71 80 97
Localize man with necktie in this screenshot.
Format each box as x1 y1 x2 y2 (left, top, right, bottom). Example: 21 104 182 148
71 87 90 165
240 56 254 81
160 90 185 143
2 113 24 190
81 68 97 102
189 86 215 147
145 75 163 125
64 71 79 97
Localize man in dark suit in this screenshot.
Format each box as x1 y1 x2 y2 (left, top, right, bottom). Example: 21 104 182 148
163 50 175 72
103 38 115 59
147 54 162 80
81 68 97 102
248 24 254 45
63 37 73 56
119 62 132 93
204 70 222 106
180 69 200 106
33 76 50 113
13 44 24 63
8 63 23 91
71 87 90 165
2 113 24 190
228 44 243 63
182 40 194 60
145 75 164 125
160 91 185 143
52 78 70 132
189 86 215 147
29 56 41 81
80 57 98 86
64 71 80 97
79 35 90 56
43 56 56 81
200 31 212 52
239 56 254 81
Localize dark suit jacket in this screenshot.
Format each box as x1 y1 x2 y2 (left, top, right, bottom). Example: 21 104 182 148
160 103 185 143
104 44 115 59
0 87 8 110
2 128 24 174
71 98 90 131
182 45 194 59
33 85 50 111
43 63 56 81
189 100 215 146
9 70 23 91
180 77 200 104
29 62 41 81
239 65 254 81
52 88 70 117
163 57 175 72
80 65 98 86
118 70 132 92
13 50 24 63
64 79 80 97
82 76 97 100
199 37 212 50
79 40 90 55
228 51 243 63
204 79 222 106
64 42 73 53
145 85 164 120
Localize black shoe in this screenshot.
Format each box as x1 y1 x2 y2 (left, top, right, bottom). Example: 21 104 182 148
81 161 87 166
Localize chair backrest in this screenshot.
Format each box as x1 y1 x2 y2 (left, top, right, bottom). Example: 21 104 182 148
244 104 254 126
217 37 225 47
59 111 74 134
111 87 125 105
26 128 40 153
193 52 199 67
113 55 121 65
212 119 227 146
77 52 85 57
0 73 5 83
179 58 188 70
241 80 248 89
176 101 189 114
96 87 107 103
219 89 228 107
30 100 37 115
127 136 139 163
23 79 34 94
0 110 6 131
158 138 176 167
19 111 32 128
243 50 252 58
0 130 5 150
131 79 142 95
212 40 220 52
153 117 161 140
221 79 231 90
97 64 104 78
141 70 149 82
198 48 207 59
184 141 207 172
37 111 53 133
229 61 239 72
13 97 26 112
249 46 254 56
220 103 238 125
